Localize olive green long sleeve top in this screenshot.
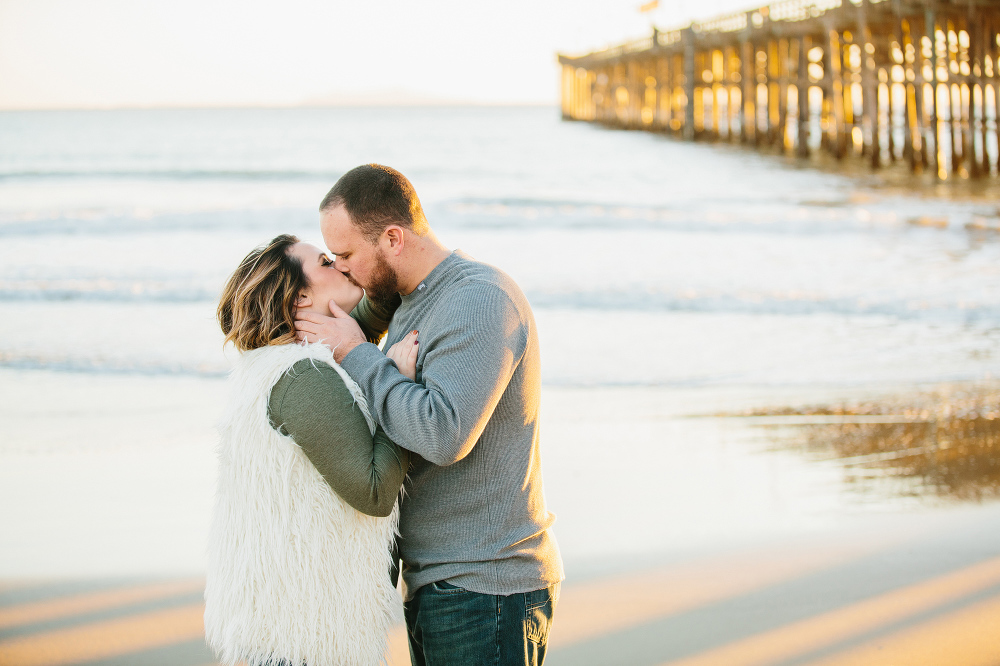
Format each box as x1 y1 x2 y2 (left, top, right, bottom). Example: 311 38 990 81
266 295 408 518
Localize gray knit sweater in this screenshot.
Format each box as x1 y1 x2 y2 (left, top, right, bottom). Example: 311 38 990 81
341 250 564 600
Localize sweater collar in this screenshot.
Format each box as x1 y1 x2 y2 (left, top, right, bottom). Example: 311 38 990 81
401 250 468 304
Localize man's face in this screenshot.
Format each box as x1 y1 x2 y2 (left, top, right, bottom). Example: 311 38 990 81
320 204 400 303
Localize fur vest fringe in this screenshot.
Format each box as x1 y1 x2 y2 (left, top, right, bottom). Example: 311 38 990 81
205 342 400 666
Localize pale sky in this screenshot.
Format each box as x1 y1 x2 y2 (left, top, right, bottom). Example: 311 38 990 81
0 0 755 109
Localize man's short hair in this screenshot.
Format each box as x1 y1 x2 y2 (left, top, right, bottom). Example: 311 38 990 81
319 164 429 243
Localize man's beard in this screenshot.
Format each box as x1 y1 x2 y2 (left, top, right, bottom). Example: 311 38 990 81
362 249 400 306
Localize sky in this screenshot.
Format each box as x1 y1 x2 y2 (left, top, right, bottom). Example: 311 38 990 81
0 0 757 109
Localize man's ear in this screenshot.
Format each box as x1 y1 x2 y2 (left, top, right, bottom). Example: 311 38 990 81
295 293 312 308
383 225 405 255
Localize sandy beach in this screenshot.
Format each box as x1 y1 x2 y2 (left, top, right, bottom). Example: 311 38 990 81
4 462 1000 666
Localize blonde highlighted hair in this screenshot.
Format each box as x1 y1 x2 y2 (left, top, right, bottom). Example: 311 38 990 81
217 234 307 352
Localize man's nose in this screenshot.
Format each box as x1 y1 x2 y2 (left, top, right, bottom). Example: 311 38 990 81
333 258 349 273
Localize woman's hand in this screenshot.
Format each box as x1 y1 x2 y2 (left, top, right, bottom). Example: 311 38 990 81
386 330 419 381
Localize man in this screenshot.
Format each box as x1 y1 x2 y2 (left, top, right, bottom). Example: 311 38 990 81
295 164 563 665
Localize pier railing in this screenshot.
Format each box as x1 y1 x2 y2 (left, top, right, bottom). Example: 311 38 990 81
558 0 1000 178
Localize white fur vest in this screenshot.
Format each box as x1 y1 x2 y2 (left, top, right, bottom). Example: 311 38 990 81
205 342 400 666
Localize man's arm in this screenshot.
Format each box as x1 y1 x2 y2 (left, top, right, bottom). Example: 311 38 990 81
341 283 527 466
269 359 410 517
351 293 401 345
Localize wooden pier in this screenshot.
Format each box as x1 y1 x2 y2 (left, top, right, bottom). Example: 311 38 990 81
558 0 1000 178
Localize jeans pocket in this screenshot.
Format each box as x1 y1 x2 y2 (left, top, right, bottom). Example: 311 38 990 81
429 579 468 595
524 587 554 645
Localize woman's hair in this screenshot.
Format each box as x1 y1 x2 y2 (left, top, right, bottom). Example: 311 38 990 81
217 234 307 352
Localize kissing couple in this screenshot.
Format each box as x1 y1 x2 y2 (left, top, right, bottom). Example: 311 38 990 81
205 164 564 666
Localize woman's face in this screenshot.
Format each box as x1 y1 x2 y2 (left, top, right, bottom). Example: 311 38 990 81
289 242 364 316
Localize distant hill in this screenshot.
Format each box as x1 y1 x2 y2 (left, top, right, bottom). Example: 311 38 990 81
299 88 551 107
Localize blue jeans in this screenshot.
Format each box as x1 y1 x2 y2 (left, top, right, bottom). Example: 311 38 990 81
404 580 559 666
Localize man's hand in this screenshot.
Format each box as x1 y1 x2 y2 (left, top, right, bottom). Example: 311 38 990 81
295 300 367 363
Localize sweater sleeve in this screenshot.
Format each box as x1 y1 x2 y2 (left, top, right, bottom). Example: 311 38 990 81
351 293 402 345
340 282 527 466
268 358 410 517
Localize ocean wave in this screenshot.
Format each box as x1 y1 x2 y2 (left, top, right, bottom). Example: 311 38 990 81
0 195 983 240
0 351 229 378
434 196 1000 236
2 206 852 239
1 279 997 325
434 198 933 235
525 289 1000 325
0 208 308 237
0 282 217 303
0 168 341 182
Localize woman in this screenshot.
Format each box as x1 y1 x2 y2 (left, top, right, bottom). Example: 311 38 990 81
206 234 418 666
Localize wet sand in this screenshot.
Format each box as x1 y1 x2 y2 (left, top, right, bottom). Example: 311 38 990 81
733 382 1000 503
2 372 959 578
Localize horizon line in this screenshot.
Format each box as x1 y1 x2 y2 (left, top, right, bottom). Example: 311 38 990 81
0 100 559 113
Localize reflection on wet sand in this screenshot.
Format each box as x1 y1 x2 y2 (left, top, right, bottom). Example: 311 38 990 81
736 384 1000 501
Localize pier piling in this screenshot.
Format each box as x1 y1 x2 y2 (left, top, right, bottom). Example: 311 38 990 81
559 0 1000 178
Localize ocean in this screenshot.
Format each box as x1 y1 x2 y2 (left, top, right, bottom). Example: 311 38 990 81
1 106 999 578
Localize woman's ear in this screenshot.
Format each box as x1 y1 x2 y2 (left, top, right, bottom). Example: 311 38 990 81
295 292 312 308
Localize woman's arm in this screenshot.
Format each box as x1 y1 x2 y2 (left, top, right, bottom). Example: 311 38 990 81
268 358 409 517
